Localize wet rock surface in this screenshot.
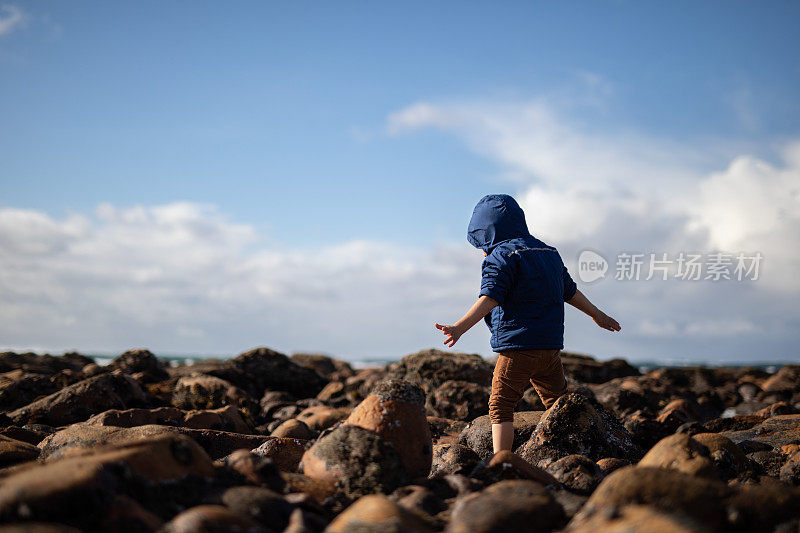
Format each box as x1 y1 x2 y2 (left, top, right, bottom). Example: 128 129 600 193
0 348 798 531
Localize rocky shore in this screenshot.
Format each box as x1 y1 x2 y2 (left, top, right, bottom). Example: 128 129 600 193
0 347 799 532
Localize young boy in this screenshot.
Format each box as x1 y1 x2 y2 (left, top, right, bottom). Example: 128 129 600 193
435 194 620 455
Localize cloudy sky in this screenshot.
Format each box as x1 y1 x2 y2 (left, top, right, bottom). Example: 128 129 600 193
1 2 798 362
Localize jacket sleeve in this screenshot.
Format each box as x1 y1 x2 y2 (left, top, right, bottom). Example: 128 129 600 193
479 253 516 306
562 265 578 301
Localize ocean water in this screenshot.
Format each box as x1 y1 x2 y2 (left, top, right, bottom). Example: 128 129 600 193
89 353 792 373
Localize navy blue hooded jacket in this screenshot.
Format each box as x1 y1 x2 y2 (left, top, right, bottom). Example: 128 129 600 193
467 194 578 351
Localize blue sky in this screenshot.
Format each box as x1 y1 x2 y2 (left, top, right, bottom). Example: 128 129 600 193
1 2 799 362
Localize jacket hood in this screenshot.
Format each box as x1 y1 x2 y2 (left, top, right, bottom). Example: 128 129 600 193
467 194 531 253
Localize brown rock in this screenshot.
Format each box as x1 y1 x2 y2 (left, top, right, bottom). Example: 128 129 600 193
38 423 175 460
216 450 285 491
184 405 253 434
545 454 603 495
427 417 468 446
8 373 146 426
595 457 630 476
251 437 309 473
0 371 58 411
472 450 559 486
38 423 269 461
159 505 268 533
0 434 213 529
0 426 50 446
301 424 408 499
446 479 565 533
106 349 169 382
172 374 258 415
430 444 481 478
296 405 351 432
346 380 433 478
0 435 40 468
517 393 641 465
692 432 748 480
577 465 800 531
723 414 800 449
780 451 800 486
281 472 337 502
390 484 446 518
581 466 733 530
566 504 706 533
214 347 330 400
0 524 82 532
458 411 544 460
271 418 316 439
85 405 253 434
290 352 355 380
327 494 432 532
221 486 295 531
98 494 164 532
0 351 87 376
386 349 493 392
561 353 640 384
427 380 489 421
638 434 716 478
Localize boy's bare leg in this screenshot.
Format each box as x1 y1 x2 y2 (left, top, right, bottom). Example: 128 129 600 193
492 422 514 454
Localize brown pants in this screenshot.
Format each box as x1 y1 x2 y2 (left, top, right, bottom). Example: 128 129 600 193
489 349 567 424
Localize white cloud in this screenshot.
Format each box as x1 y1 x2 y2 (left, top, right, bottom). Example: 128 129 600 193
388 98 800 291
387 94 799 358
0 5 24 37
0 203 483 358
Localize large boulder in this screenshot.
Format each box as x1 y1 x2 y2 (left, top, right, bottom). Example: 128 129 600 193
430 444 481 478
517 393 641 465
326 494 432 532
0 435 40 467
172 374 259 415
295 405 351 432
220 486 295 531
301 424 408 499
85 405 253 434
566 504 706 533
722 414 800 449
470 451 559 486
458 411 544 460
780 451 800 486
251 437 308 473
427 380 490 421
545 454 603 495
0 434 214 529
578 466 800 532
692 432 749 480
386 349 493 393
638 434 716 478
346 380 432 478
38 423 269 461
446 479 565 533
560 353 640 384
218 347 329 400
8 374 146 426
159 505 269 533
290 352 355 381
0 371 58 411
0 352 88 376
106 349 169 382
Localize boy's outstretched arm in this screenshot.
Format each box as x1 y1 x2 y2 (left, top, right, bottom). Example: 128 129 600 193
435 295 499 347
566 289 621 332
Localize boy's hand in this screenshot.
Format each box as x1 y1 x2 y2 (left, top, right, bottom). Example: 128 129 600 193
435 323 463 347
593 312 621 332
